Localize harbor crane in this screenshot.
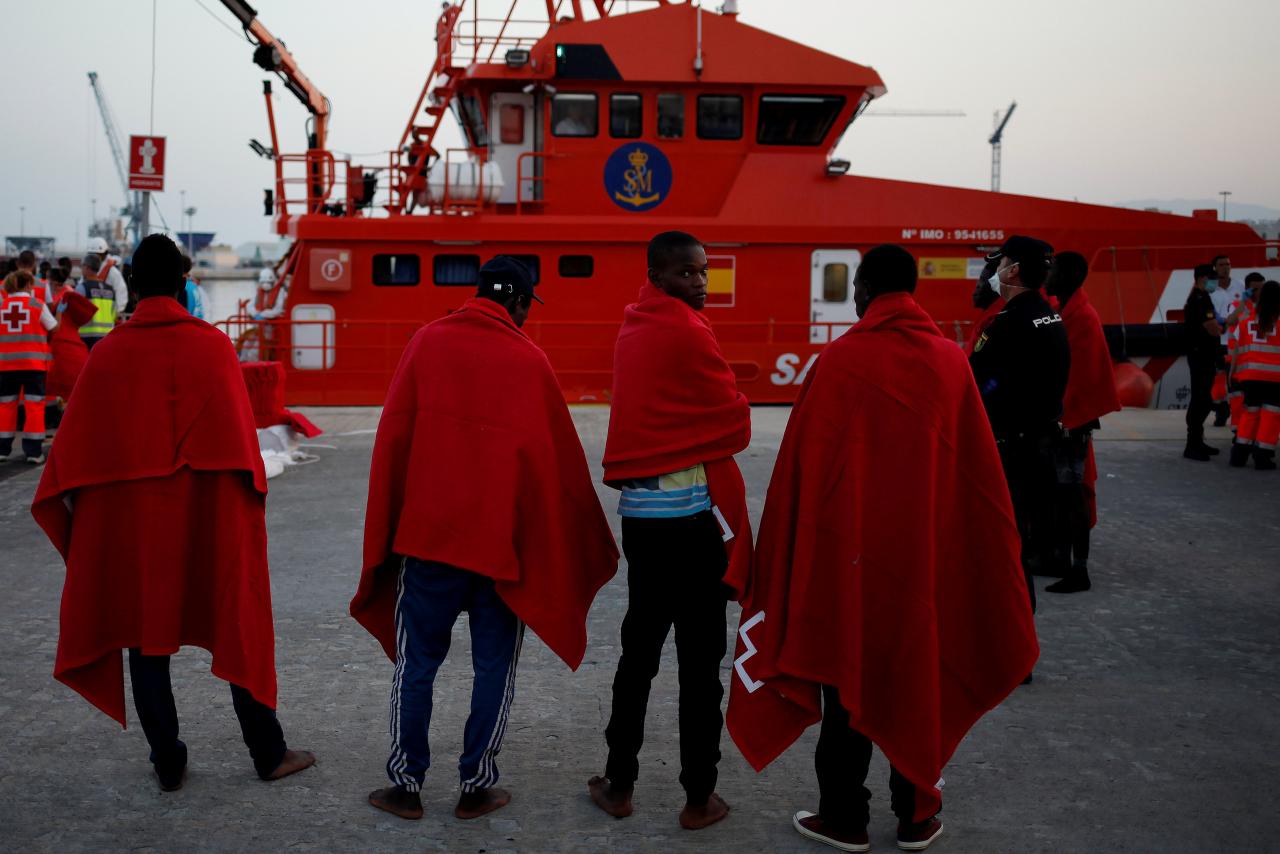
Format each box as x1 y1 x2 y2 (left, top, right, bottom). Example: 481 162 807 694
989 100 1016 192
87 71 142 247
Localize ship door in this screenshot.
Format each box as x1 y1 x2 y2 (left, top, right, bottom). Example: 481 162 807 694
810 250 861 343
490 92 536 203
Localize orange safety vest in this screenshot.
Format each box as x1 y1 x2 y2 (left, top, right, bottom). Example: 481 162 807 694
1234 308 1280 384
0 292 52 372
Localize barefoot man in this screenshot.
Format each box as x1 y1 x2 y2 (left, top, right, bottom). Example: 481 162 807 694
588 231 753 830
32 234 314 791
355 257 619 821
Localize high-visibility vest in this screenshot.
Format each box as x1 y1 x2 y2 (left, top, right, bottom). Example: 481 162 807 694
80 259 118 337
1234 309 1280 384
0 292 52 372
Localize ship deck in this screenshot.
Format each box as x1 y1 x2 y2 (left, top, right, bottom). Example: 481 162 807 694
0 407 1275 852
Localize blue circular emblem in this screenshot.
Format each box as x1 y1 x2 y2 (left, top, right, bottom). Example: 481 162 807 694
603 142 672 212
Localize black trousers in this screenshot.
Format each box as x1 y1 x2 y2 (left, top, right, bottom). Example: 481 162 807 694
816 685 922 828
998 431 1060 613
604 510 729 805
1186 351 1216 441
127 649 287 779
1052 427 1093 569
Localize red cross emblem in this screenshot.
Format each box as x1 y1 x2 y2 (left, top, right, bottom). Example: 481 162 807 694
1 301 31 333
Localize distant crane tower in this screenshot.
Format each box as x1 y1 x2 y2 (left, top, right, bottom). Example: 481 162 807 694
989 101 1017 193
87 71 142 246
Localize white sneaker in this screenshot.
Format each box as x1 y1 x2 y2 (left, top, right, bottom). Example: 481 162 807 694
793 810 871 852
26 454 46 465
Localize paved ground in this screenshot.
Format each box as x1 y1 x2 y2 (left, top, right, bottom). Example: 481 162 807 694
0 408 1276 853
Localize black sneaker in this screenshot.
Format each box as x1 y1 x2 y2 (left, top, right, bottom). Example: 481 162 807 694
897 816 944 851
1229 443 1253 468
1255 450 1278 471
1198 442 1221 456
1046 571 1091 593
1183 444 1211 461
792 811 870 852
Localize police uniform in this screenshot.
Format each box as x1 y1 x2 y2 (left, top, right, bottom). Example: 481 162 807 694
969 237 1070 612
1183 282 1220 454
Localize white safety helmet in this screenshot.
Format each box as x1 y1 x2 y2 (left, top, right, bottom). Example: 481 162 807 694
86 236 110 254
258 267 278 289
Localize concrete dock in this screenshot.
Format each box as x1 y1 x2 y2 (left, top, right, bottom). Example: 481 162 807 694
0 407 1276 853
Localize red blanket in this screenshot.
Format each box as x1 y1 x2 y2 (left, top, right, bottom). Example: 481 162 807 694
1058 291 1119 527
602 283 753 596
725 293 1038 821
32 297 275 725
46 290 97 399
354 297 619 670
1059 290 1121 430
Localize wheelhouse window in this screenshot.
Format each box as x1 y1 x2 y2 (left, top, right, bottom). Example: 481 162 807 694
453 95 489 147
657 93 684 139
757 94 847 146
697 94 743 140
610 93 642 139
372 254 420 286
551 93 598 137
433 254 480 286
822 262 850 302
558 255 594 278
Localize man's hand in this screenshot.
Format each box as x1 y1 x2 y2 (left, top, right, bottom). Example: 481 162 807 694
1205 319 1223 337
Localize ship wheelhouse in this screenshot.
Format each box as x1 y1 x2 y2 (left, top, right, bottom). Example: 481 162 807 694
225 0 1274 407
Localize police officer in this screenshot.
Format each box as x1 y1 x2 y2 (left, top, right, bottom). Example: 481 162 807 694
969 236 1070 620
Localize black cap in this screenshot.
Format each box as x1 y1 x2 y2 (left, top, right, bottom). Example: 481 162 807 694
478 256 542 304
986 235 1054 270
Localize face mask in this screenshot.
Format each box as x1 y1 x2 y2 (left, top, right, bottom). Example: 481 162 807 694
1205 278 1218 292
986 269 1002 296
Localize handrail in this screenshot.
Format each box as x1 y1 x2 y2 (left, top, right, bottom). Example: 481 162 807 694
516 151 553 213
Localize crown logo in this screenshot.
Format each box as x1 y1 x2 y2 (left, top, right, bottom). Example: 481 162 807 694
627 149 649 170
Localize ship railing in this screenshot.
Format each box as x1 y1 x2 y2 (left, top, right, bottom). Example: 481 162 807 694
216 314 980 402
516 151 554 212
1086 239 1280 353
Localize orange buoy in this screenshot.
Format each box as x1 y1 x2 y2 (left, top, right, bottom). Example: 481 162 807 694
1112 361 1154 408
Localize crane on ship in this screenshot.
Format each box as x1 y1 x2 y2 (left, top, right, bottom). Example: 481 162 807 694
86 71 142 247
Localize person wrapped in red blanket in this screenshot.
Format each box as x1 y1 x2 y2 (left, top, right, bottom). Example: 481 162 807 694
31 234 314 792
355 256 619 822
587 232 751 831
1044 252 1122 594
726 245 1038 853
46 286 96 400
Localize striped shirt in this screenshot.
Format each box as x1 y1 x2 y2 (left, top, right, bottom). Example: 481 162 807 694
617 463 711 518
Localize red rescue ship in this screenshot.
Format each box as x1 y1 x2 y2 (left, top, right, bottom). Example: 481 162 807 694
216 0 1278 405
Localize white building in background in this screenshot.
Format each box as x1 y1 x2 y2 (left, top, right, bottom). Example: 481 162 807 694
235 241 291 268
195 243 240 270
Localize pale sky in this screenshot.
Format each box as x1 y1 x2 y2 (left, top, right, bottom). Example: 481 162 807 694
4 0 1279 249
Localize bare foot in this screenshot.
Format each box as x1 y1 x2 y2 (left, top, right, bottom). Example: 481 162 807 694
679 793 730 830
264 749 316 781
368 785 423 820
454 786 511 820
588 775 634 818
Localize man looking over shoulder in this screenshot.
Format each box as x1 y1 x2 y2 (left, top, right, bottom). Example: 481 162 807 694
726 244 1037 852
588 231 753 831
355 257 619 822
32 233 314 792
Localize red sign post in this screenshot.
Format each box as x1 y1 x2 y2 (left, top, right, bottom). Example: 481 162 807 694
128 135 166 192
